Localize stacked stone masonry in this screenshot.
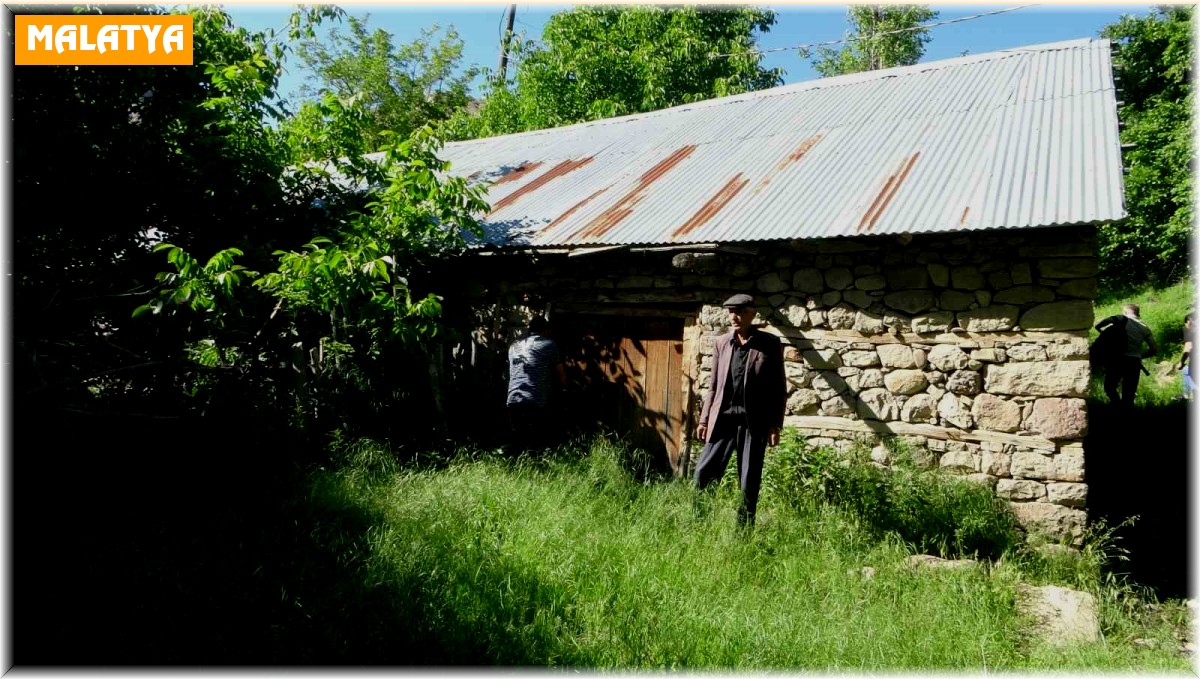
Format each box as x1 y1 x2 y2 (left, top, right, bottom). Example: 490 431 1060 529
456 228 1097 544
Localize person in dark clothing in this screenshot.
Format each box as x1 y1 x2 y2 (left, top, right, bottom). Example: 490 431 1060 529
693 294 788 527
506 316 566 451
1095 303 1157 408
1178 312 1193 401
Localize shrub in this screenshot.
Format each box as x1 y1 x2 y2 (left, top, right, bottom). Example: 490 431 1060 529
764 431 1021 560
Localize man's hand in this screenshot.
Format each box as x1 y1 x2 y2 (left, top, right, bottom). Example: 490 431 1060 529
696 423 707 441
767 428 780 447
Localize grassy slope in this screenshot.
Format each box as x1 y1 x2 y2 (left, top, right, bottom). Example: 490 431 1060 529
302 437 1193 670
1092 278 1197 406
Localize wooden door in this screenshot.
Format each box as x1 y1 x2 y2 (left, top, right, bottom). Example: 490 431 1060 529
556 315 685 473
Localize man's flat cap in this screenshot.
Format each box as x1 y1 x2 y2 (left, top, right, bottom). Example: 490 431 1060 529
722 293 755 308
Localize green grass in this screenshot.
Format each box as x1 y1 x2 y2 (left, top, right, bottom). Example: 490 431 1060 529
1092 277 1196 407
297 435 1193 671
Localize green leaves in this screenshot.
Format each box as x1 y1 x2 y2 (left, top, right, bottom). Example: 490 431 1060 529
1100 7 1193 287
286 15 479 159
136 244 258 319
451 6 782 139
813 5 938 77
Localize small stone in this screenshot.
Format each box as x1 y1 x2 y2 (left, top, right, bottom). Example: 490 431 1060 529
1007 344 1049 362
885 290 937 315
900 394 937 423
826 304 856 330
794 268 825 293
1015 584 1099 645
927 263 949 288
1025 398 1088 440
859 369 885 389
950 266 985 289
996 479 1047 501
884 369 929 395
946 370 983 396
843 350 882 368
928 345 970 371
1046 482 1088 508
905 554 979 570
1012 452 1055 480
757 272 790 294
824 267 854 290
1039 258 1099 279
886 265 929 290
985 362 1089 397
842 289 873 308
853 310 886 334
938 393 975 429
1020 301 1094 331
911 312 954 334
939 289 976 311
878 344 917 369
957 305 1020 332
972 394 1022 433
856 274 887 291
858 388 900 420
994 285 1057 305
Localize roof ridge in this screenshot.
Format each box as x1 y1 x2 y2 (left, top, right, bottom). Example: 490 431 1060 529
444 37 1108 149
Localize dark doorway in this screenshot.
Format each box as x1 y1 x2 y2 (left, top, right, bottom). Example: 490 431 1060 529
555 314 686 474
1084 400 1191 599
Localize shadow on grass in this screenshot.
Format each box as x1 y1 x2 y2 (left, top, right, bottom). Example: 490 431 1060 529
1084 399 1192 600
13 410 584 665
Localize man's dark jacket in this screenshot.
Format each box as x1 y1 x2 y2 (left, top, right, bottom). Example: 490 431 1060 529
698 328 787 443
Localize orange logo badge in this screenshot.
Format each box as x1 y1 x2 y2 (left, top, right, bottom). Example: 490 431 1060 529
15 15 193 66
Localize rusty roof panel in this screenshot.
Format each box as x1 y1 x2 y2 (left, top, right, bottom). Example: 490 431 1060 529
488 157 594 215
416 38 1123 248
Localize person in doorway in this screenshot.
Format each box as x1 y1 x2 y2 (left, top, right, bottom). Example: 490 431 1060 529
693 294 788 528
1177 312 1193 401
506 315 567 451
1095 303 1157 408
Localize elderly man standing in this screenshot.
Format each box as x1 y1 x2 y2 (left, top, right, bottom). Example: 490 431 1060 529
694 294 788 527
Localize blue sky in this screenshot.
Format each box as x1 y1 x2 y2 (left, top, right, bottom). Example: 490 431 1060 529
221 3 1158 108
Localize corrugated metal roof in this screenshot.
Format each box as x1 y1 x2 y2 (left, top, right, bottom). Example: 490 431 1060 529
437 38 1125 248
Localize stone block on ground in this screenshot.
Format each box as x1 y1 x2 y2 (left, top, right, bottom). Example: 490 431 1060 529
1016 584 1099 646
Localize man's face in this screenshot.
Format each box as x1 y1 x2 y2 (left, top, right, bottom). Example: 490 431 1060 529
727 306 756 331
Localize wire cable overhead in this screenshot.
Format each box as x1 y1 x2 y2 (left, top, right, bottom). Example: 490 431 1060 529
708 5 1038 59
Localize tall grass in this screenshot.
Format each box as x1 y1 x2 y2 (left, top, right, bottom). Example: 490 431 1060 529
299 435 1192 670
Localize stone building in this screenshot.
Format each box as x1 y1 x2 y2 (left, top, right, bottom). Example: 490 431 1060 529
430 39 1125 543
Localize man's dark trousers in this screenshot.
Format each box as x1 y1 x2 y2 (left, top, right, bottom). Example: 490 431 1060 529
1103 356 1142 408
693 415 767 526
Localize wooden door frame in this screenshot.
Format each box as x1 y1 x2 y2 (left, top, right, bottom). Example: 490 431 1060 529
551 306 698 477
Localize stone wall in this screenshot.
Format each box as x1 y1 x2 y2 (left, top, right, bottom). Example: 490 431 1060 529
448 226 1097 543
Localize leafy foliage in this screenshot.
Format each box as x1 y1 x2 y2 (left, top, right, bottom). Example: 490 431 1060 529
13 4 328 418
140 120 488 437
763 431 1020 560
287 15 479 158
1100 7 1193 288
14 4 487 444
812 5 938 77
449 5 782 139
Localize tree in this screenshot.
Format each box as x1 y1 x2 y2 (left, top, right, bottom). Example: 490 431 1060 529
1100 6 1193 287
13 4 323 419
14 3 483 440
812 5 937 77
449 5 782 139
288 15 478 158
